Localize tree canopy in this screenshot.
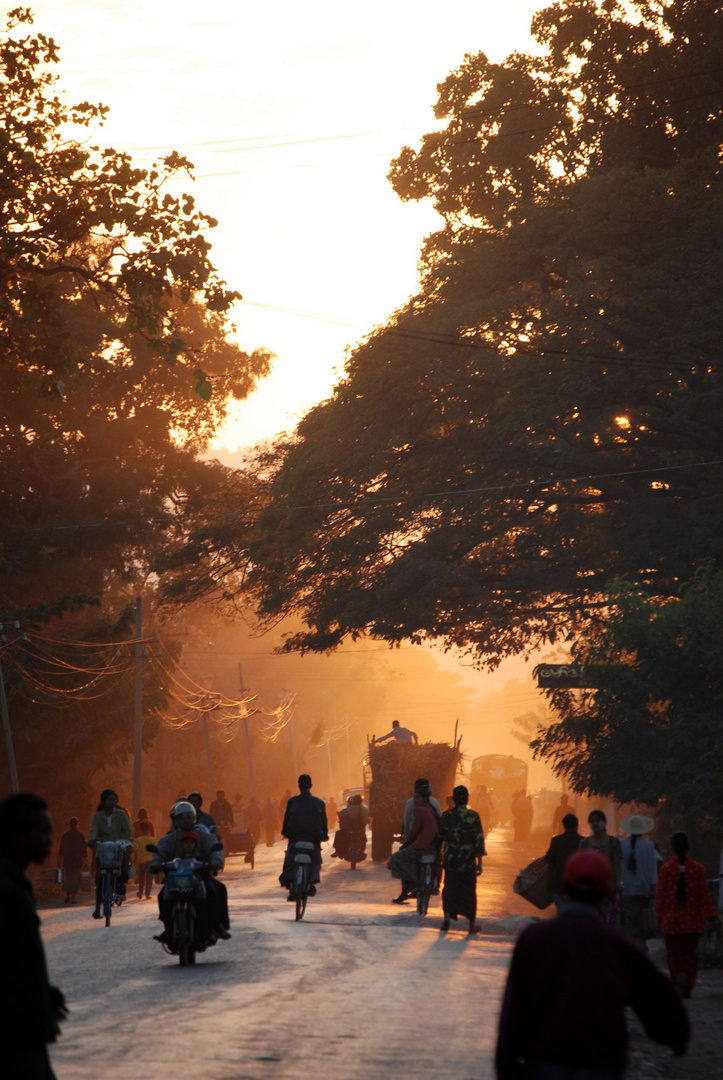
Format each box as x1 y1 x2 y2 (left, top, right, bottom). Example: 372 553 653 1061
169 1 723 666
531 568 723 823
0 9 272 802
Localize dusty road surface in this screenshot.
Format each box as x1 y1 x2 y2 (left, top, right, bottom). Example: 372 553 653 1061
44 829 522 1080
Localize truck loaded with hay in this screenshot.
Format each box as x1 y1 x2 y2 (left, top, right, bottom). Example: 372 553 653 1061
367 735 462 861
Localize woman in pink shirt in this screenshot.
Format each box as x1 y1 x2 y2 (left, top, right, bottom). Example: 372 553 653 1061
655 832 719 997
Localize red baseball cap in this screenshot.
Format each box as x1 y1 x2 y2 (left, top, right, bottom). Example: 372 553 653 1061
180 830 198 842
564 850 612 892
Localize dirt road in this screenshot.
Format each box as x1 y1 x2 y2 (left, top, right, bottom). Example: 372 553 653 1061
44 828 522 1080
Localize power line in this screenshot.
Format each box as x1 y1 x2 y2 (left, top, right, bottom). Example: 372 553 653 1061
21 455 723 534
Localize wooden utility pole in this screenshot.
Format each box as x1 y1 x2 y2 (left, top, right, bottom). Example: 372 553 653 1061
0 661 19 793
238 663 256 798
132 597 143 816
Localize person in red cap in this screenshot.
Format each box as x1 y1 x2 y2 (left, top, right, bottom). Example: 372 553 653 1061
496 850 689 1080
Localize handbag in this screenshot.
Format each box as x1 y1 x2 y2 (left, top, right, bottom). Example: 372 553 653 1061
513 856 554 910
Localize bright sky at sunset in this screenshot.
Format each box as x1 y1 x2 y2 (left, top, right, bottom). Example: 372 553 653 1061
26 0 541 448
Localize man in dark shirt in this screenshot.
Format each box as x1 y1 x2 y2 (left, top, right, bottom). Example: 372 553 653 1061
57 816 87 904
496 850 689 1080
0 793 68 1080
279 774 328 896
544 812 581 913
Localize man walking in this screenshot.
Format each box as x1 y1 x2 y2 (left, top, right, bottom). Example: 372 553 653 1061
544 813 581 914
57 816 87 904
436 785 486 934
0 793 68 1079
496 850 689 1080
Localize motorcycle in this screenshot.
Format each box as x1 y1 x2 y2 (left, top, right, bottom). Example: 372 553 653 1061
337 828 367 870
148 842 224 966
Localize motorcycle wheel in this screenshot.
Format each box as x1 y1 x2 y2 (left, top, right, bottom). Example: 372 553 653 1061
103 874 113 927
295 868 307 922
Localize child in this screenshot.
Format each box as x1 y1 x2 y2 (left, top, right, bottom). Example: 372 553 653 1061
135 819 157 900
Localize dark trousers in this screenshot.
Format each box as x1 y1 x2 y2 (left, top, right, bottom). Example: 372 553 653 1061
280 843 322 885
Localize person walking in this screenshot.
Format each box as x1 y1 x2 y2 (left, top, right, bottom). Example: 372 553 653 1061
57 816 87 904
496 850 689 1080
263 797 279 847
132 807 155 838
0 793 69 1080
436 785 486 934
619 813 658 950
513 791 533 842
134 819 156 900
655 831 719 998
210 790 235 849
245 796 262 846
551 794 572 837
580 809 623 924
544 813 581 914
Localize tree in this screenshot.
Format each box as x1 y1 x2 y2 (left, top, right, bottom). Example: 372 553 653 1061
1 8 241 396
165 1 723 665
0 10 273 802
530 568 723 824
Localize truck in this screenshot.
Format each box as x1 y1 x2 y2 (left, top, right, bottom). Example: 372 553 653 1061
469 754 528 826
367 737 462 861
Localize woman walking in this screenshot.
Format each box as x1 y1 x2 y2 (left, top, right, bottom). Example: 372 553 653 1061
619 813 658 949
580 809 623 924
655 832 719 998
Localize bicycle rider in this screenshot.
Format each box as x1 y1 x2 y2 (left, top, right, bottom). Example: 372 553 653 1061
279 775 328 899
88 789 131 919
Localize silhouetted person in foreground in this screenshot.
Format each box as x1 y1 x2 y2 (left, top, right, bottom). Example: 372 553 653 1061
496 850 689 1080
0 793 68 1079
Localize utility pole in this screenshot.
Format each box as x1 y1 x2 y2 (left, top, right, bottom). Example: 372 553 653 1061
284 693 299 777
326 738 334 796
132 597 143 817
0 654 19 794
202 713 215 794
238 663 256 799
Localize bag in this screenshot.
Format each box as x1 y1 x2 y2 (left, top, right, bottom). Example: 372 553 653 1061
513 856 554 910
80 870 92 893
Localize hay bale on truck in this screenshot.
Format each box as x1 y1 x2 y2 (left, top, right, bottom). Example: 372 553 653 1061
368 739 461 861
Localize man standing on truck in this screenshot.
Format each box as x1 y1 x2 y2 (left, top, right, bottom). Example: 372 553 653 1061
376 720 418 745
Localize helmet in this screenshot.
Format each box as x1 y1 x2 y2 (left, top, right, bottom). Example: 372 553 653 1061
172 800 196 819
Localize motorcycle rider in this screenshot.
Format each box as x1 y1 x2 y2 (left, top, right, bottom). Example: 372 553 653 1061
279 774 328 897
332 794 369 860
150 800 230 946
187 792 216 831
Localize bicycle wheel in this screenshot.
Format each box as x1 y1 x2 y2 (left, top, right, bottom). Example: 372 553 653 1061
103 874 113 926
295 866 307 921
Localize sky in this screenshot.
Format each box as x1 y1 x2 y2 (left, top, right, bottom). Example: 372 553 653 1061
25 0 541 447
17 1 557 758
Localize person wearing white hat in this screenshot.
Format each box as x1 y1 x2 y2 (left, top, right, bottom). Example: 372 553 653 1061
620 813 658 950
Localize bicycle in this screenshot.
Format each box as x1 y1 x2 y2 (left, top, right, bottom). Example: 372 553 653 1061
292 841 316 921
95 840 130 927
416 853 436 916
